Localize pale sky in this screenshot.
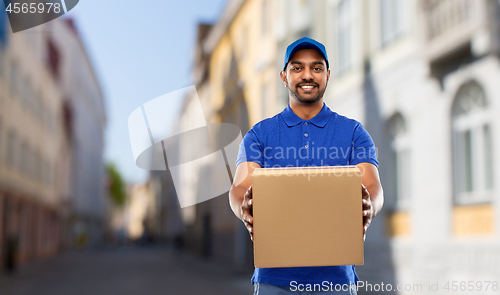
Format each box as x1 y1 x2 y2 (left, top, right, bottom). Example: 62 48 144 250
65 0 227 183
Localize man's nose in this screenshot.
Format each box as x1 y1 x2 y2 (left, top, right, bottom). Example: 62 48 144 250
301 68 313 80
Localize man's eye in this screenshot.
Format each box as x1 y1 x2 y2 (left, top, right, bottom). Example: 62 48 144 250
292 67 300 71
314 67 323 71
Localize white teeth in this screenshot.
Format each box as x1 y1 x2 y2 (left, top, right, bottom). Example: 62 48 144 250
301 86 314 89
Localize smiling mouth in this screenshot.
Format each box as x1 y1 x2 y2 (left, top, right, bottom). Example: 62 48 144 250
299 85 317 91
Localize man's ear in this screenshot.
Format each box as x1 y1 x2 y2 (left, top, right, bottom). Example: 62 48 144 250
280 71 287 87
326 69 330 82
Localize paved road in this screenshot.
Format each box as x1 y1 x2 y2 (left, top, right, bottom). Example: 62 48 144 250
0 244 254 295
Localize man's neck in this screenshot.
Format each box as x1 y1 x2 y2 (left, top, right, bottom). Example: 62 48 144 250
289 98 324 120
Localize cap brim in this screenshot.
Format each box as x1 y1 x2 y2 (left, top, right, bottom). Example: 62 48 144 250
284 42 328 71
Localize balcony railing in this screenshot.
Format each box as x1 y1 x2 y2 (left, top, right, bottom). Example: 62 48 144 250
420 0 492 63
423 0 473 41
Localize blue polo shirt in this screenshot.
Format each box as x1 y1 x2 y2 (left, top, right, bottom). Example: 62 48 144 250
235 102 378 288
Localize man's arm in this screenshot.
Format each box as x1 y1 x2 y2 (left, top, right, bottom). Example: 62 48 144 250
229 161 261 241
356 162 384 240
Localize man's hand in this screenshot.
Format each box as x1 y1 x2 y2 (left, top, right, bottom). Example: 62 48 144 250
229 162 260 243
241 186 254 241
356 163 384 242
362 184 374 241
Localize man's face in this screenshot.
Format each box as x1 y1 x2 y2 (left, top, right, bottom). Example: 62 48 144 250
280 48 330 104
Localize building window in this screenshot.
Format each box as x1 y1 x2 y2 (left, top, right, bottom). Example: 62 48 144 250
42 159 49 185
261 0 268 36
335 0 354 74
34 151 42 183
452 81 493 204
20 140 28 175
7 131 17 169
0 49 4 79
47 40 60 80
0 120 2 164
380 0 406 47
26 146 34 179
21 74 29 109
240 25 249 61
48 162 54 188
34 90 42 121
26 78 35 115
9 59 19 97
261 83 268 119
388 113 411 210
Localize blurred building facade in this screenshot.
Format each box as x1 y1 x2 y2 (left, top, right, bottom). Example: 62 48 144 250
157 0 500 291
292 0 500 289
147 24 217 251
0 17 106 270
187 0 280 267
149 138 186 245
0 19 66 268
50 19 107 248
124 182 159 241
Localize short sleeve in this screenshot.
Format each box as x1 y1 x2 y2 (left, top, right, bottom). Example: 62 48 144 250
235 128 264 167
350 123 379 168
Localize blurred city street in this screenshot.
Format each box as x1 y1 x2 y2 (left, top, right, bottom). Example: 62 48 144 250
2 0 500 294
0 244 254 295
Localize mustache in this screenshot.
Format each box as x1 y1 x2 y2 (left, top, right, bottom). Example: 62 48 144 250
295 81 319 88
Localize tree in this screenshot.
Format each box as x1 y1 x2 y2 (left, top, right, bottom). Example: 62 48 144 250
106 163 126 207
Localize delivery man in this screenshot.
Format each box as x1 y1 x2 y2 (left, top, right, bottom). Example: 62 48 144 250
229 37 384 294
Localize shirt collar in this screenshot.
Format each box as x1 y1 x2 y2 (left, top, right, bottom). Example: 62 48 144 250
281 102 332 128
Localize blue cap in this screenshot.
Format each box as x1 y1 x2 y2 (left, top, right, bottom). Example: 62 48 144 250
283 37 329 71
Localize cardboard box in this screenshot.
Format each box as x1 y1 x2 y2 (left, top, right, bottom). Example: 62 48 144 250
252 166 363 268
